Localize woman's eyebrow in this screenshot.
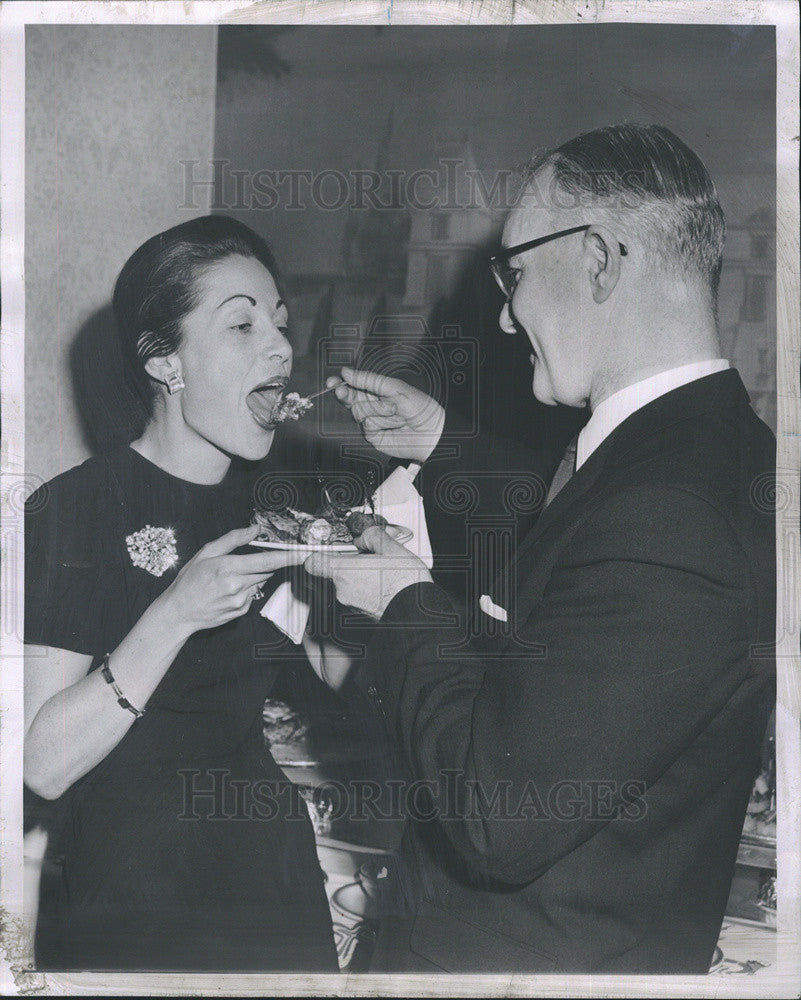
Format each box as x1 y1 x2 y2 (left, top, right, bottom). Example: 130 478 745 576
215 294 256 310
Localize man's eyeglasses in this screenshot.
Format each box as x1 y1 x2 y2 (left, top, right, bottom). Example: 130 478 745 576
489 225 628 301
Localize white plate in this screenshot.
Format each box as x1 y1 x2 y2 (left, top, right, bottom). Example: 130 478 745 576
250 523 413 553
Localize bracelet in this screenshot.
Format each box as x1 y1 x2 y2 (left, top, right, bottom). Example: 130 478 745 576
100 653 145 719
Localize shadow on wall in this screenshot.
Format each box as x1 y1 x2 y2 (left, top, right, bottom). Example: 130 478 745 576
69 305 149 453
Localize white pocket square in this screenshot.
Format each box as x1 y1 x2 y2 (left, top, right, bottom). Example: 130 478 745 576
479 594 508 622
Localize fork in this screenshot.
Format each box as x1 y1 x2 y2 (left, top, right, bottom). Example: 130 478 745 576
303 378 345 402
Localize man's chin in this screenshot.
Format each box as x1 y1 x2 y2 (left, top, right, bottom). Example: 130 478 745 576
531 375 557 407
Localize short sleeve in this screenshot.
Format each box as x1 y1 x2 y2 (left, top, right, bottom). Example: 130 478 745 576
25 472 105 656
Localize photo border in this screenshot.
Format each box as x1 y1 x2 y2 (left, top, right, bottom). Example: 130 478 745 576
1 2 798 996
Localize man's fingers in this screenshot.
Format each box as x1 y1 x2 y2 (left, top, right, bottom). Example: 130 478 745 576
303 553 325 579
304 551 337 579
363 413 406 432
353 525 405 555
304 550 364 577
332 382 357 405
332 384 384 411
351 398 397 423
339 367 405 400
337 387 395 408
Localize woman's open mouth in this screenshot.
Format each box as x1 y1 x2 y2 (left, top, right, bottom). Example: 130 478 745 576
246 377 289 429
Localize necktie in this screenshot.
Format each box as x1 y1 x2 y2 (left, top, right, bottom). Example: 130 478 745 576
544 434 578 507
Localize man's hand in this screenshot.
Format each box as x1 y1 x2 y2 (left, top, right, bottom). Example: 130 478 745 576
304 526 432 621
328 367 445 463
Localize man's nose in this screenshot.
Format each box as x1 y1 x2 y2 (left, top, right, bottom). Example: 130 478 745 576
499 301 518 335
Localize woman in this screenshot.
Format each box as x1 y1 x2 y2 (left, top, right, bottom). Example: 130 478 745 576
24 216 338 972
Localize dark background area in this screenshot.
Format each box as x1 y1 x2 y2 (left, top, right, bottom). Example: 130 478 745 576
207 24 777 730
213 23 777 470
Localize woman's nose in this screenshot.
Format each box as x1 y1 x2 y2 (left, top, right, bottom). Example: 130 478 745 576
499 301 518 335
265 326 293 365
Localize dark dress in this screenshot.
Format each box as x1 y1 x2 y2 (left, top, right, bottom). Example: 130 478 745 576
24 445 338 972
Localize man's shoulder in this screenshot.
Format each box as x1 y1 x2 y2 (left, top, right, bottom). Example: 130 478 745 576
604 373 774 498
576 479 745 551
565 410 775 584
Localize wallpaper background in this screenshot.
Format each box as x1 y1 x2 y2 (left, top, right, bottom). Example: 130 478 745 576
214 25 777 453
23 25 777 485
25 25 218 485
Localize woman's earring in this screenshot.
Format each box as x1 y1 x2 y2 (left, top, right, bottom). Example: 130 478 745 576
165 370 185 395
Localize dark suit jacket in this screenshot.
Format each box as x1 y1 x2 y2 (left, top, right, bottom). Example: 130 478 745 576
361 369 776 973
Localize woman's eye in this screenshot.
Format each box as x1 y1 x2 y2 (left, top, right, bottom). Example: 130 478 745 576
231 322 252 333
278 326 289 336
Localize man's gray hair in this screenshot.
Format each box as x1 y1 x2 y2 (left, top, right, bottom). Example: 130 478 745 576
525 123 726 304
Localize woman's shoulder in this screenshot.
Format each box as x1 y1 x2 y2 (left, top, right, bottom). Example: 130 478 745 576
24 447 138 530
24 449 138 652
26 448 124 507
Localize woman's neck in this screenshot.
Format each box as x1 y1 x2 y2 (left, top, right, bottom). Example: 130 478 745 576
131 418 231 486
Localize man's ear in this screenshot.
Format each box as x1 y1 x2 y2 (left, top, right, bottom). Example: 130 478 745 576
583 225 623 304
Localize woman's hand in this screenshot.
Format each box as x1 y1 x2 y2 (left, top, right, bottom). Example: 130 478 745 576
329 367 445 463
158 525 306 636
24 525 304 800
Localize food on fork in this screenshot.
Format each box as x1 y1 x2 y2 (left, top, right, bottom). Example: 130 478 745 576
245 375 290 428
271 392 314 423
263 378 345 424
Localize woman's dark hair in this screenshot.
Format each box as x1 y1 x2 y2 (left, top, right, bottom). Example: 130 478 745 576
112 215 279 413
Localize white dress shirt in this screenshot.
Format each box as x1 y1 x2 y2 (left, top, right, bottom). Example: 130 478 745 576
576 359 730 471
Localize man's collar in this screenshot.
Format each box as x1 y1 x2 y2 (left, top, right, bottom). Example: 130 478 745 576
576 359 730 470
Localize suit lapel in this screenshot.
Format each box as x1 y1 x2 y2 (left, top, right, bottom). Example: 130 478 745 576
482 369 751 627
504 427 618 591
475 439 614 636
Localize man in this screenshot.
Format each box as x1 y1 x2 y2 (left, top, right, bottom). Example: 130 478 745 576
306 124 776 973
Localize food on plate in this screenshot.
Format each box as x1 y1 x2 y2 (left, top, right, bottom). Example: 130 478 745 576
741 767 776 840
302 517 348 545
254 508 309 541
757 875 776 911
252 502 386 545
271 392 314 423
262 699 309 746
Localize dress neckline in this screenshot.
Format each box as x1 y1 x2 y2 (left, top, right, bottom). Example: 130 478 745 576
125 445 232 493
